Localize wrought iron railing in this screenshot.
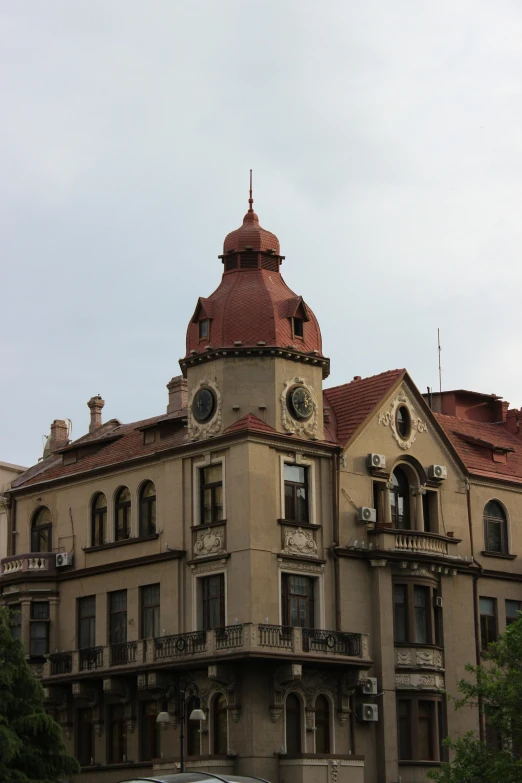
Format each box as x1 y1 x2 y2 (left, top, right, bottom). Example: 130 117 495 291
79 646 104 671
110 641 137 666
154 630 207 659
258 624 293 649
49 652 73 675
302 628 362 656
215 624 243 650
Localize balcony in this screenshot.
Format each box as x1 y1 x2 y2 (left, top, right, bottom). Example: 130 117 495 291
42 623 370 680
1 552 56 577
366 527 461 561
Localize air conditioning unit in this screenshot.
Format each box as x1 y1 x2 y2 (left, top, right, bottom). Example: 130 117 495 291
357 703 379 722
428 464 447 480
367 453 386 470
56 552 73 568
361 677 378 696
358 507 376 524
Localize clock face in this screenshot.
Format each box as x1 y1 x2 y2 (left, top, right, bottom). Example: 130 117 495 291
192 388 216 422
289 386 314 420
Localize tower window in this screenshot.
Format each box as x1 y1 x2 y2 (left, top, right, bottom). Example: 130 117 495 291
199 319 210 340
293 317 304 338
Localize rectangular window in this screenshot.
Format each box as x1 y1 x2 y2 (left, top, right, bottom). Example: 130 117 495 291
9 604 22 641
199 319 210 340
77 708 94 766
292 317 304 338
397 696 443 761
284 464 309 523
201 574 225 630
200 464 224 525
30 602 49 657
480 597 498 650
282 574 315 628
393 585 407 643
108 704 127 763
506 599 521 626
109 590 127 645
141 584 160 639
78 596 96 650
414 586 429 644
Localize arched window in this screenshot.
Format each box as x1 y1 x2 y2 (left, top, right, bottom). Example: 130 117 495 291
285 692 302 755
31 507 52 553
186 696 200 757
391 467 411 529
91 493 107 547
484 501 508 554
139 481 156 538
213 693 228 755
115 487 131 541
315 695 330 754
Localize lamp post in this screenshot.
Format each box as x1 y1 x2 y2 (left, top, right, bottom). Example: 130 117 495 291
156 679 206 772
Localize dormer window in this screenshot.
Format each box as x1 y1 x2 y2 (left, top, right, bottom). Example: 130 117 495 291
199 319 210 340
293 317 304 339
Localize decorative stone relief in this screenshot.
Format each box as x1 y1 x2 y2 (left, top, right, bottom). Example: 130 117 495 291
188 379 223 440
191 559 228 575
416 650 434 666
281 377 319 438
278 558 324 574
378 394 428 450
395 673 445 690
410 568 433 579
305 709 315 730
397 650 411 666
434 651 443 668
194 526 226 558
330 760 339 783
281 527 318 558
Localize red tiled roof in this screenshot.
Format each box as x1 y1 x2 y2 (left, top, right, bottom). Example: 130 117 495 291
435 414 522 484
323 370 405 446
223 413 278 435
185 268 323 357
12 413 188 490
223 209 280 254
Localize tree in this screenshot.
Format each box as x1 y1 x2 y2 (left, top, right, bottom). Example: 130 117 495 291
0 605 79 783
428 615 522 783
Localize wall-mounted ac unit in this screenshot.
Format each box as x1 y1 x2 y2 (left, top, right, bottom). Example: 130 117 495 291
428 464 447 480
361 677 378 696
358 507 376 524
356 703 379 722
367 453 386 469
56 552 73 568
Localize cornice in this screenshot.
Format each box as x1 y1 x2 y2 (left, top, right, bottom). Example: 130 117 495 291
179 344 331 379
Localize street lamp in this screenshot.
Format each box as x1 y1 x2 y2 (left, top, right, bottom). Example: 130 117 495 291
156 679 206 772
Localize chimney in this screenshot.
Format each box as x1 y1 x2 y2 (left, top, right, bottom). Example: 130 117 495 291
167 376 188 414
506 408 522 438
87 395 105 433
49 420 69 452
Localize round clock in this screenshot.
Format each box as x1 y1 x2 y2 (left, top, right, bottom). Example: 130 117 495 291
289 386 314 420
192 388 216 422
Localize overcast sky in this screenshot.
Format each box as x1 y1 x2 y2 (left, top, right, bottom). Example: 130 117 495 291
3 0 522 467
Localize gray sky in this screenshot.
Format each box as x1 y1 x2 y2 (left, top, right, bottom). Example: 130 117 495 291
3 0 522 467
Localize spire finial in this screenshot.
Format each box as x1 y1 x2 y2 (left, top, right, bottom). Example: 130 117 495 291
248 169 253 212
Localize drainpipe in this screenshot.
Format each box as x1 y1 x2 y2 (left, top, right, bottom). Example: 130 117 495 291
332 451 341 632
465 477 484 742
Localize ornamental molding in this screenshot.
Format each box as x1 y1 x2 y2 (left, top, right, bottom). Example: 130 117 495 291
277 557 324 574
281 377 319 439
188 379 223 440
191 559 228 575
378 394 428 450
396 648 444 669
194 526 226 559
395 673 445 690
281 526 318 558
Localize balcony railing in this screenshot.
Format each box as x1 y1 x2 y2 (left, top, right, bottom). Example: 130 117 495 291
49 652 73 675
367 527 460 559
154 630 207 659
1 552 56 576
79 646 104 671
42 623 369 679
110 641 137 666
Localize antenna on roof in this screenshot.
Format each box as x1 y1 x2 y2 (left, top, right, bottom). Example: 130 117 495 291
438 327 442 395
248 169 253 212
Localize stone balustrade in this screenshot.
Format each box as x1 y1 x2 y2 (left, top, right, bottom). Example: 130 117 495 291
1 552 56 576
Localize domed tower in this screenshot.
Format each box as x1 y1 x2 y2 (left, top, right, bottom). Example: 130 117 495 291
180 178 329 441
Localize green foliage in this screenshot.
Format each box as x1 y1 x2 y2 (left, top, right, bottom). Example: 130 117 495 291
0 605 79 783
428 615 522 783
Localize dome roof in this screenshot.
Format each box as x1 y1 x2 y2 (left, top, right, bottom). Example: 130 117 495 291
223 209 280 254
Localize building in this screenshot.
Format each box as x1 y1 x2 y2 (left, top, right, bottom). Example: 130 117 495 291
0 461 27 561
2 194 522 783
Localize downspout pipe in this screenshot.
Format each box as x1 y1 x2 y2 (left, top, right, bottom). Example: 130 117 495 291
332 450 341 632
466 477 484 742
